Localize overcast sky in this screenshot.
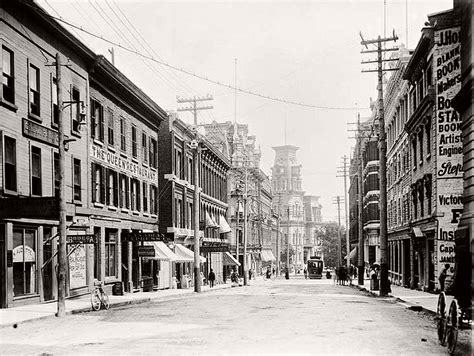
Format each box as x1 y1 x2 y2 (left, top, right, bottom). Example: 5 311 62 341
39 0 453 221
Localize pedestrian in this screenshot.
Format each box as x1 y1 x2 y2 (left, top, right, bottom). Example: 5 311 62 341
266 267 272 279
249 269 252 280
438 264 450 292
304 268 307 279
208 269 216 288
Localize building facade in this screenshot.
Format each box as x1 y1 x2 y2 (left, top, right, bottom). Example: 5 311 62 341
303 195 322 261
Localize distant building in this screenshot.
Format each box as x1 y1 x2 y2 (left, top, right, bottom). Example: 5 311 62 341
303 195 322 260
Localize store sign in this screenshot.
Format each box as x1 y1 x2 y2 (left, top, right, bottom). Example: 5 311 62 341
69 245 87 289
0 197 59 219
13 245 35 263
90 144 157 182
138 246 155 257
22 118 60 147
67 234 96 244
434 27 462 282
122 231 168 242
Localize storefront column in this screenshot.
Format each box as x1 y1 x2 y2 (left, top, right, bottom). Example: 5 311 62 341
424 238 429 291
127 241 133 292
398 241 402 284
37 226 44 302
99 226 105 282
51 226 58 300
409 238 415 289
6 222 13 304
117 228 122 282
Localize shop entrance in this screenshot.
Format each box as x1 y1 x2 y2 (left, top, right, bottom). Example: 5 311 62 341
13 227 37 297
42 227 54 301
121 241 129 292
0 224 6 308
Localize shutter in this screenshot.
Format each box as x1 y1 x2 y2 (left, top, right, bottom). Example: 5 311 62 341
100 166 106 203
105 168 110 205
113 172 118 207
91 162 96 202
125 177 130 209
137 180 141 211
99 105 105 142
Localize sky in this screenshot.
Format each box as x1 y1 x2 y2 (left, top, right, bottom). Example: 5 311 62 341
38 0 453 221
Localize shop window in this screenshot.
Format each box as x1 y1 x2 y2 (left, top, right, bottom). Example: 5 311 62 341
106 169 118 207
13 228 37 297
107 108 114 146
2 46 14 104
119 174 130 209
120 117 126 151
4 136 17 192
142 132 147 163
142 182 148 213
132 126 137 158
73 158 81 201
71 87 81 133
90 99 104 142
149 138 157 168
52 78 58 126
105 229 117 277
150 185 157 215
29 64 40 116
31 146 42 196
53 152 59 197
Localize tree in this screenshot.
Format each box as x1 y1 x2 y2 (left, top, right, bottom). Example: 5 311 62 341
317 222 346 268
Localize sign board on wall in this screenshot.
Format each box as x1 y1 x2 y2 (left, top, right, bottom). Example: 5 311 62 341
434 26 462 284
138 246 155 257
69 245 87 290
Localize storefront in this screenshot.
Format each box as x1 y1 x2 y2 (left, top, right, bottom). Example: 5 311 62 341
142 241 177 290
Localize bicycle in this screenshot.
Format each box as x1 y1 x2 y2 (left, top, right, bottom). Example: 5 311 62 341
90 281 110 311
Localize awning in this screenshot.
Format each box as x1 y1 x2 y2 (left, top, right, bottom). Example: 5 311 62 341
412 227 424 238
223 252 240 266
261 249 276 262
344 247 357 262
219 215 231 234
174 243 206 263
143 241 178 261
205 211 218 228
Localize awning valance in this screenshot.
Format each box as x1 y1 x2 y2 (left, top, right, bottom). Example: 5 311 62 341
223 252 240 266
143 241 178 261
261 249 276 262
174 243 206 263
219 215 231 234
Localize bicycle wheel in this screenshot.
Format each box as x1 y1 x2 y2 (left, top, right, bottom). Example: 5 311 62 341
90 290 101 311
437 292 447 345
446 299 459 355
101 291 110 310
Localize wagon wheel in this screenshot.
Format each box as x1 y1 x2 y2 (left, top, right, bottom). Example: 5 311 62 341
437 292 447 345
446 299 459 355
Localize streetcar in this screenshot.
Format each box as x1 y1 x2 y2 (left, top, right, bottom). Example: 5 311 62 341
307 256 324 279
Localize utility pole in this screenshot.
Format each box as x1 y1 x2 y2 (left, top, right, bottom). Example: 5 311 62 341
360 31 398 296
275 207 280 277
192 137 201 293
337 156 350 268
357 116 366 286
55 53 67 317
235 196 240 273
177 95 214 125
286 206 290 278
333 196 343 268
243 159 249 286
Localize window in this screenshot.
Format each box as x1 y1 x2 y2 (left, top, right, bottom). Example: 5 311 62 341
52 78 58 126
419 187 424 217
149 138 157 168
13 228 37 296
90 100 104 142
120 117 126 151
92 164 105 204
131 178 140 211
418 131 423 163
73 158 81 201
412 139 417 169
175 149 182 178
71 87 81 133
54 152 60 197
131 126 137 158
150 185 157 215
4 136 17 192
2 47 14 103
188 157 193 183
142 132 148 163
107 108 114 146
105 229 117 277
106 169 118 207
29 64 40 116
142 182 148 213
31 146 42 196
119 174 129 209
425 122 431 157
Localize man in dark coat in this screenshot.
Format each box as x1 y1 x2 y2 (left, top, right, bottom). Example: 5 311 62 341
208 269 216 288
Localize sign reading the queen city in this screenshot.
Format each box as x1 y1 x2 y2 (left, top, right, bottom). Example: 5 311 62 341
434 27 462 282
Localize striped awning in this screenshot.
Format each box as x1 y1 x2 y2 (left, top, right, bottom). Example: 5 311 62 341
143 241 178 261
174 243 206 263
223 252 240 266
261 249 276 262
219 215 231 234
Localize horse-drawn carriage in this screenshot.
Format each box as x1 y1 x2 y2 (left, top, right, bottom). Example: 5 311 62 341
436 227 472 354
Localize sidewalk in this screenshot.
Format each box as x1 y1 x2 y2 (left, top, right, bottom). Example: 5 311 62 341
0 282 233 329
351 278 451 315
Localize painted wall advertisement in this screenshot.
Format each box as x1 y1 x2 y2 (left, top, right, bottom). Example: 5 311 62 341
69 245 87 290
434 27 462 285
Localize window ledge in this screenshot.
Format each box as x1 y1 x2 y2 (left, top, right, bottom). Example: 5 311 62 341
150 167 157 172
142 212 149 217
132 158 139 164
108 146 116 153
120 151 127 158
132 210 140 215
93 139 104 147
150 214 158 219
121 208 129 213
426 153 431 160
73 200 82 206
0 99 18 112
108 206 117 211
93 202 104 208
71 130 81 139
142 162 149 168
28 113 43 123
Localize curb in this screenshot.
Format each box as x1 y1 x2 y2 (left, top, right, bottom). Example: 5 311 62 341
1 284 234 329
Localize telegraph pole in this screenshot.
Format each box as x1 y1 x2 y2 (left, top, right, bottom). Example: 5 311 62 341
357 116 366 286
360 31 398 296
56 53 67 317
286 206 290 278
235 196 240 273
333 196 343 268
337 156 350 268
243 160 249 286
275 208 280 277
192 138 201 293
177 95 213 125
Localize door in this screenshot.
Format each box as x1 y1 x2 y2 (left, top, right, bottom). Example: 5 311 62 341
42 227 54 301
121 241 129 292
0 224 6 308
